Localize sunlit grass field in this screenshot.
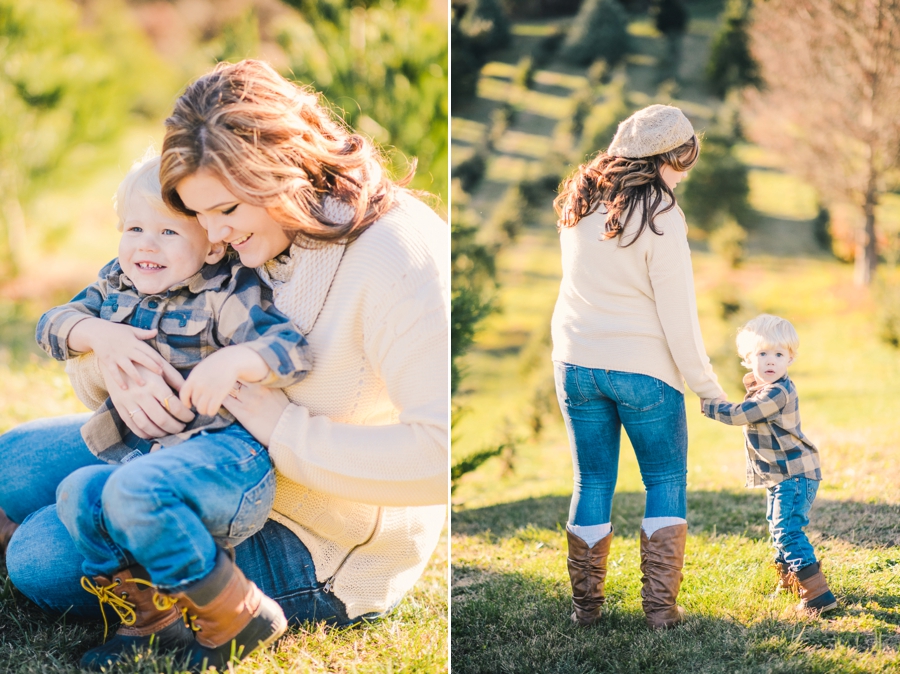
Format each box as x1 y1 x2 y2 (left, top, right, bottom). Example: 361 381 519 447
452 234 900 672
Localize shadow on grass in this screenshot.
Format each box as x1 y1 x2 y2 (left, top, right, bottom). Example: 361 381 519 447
452 490 900 549
451 563 900 674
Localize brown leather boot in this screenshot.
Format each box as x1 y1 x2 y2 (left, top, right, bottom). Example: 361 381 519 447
0 507 18 556
772 561 798 596
79 566 194 671
795 561 838 615
166 547 287 670
640 523 687 629
566 527 613 626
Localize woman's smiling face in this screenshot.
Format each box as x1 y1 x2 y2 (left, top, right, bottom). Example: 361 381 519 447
176 169 292 268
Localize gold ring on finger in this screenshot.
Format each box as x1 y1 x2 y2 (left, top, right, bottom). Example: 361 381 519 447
163 395 173 412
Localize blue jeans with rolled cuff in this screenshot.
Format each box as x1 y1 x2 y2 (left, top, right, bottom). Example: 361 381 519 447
554 363 689 527
766 476 820 572
55 423 275 589
0 414 380 626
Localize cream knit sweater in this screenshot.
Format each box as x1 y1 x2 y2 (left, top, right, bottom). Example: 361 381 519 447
67 193 449 618
551 202 725 400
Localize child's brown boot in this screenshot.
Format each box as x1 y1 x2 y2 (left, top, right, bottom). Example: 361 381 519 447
166 547 287 670
566 527 613 626
772 561 798 596
0 507 18 555
79 565 194 671
795 561 838 615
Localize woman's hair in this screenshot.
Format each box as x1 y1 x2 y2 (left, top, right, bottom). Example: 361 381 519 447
160 59 408 244
114 152 181 231
554 135 699 246
736 314 799 366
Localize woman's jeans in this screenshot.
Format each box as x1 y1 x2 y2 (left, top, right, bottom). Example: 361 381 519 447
0 414 369 626
766 476 819 572
554 363 688 527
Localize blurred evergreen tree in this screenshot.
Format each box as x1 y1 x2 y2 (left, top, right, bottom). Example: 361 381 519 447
460 0 511 53
451 14 484 101
560 0 630 67
0 0 175 277
278 0 448 203
706 0 761 98
450 182 496 397
678 134 749 231
652 0 687 35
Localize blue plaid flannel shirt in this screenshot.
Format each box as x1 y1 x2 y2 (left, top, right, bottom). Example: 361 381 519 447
37 254 312 463
702 372 821 488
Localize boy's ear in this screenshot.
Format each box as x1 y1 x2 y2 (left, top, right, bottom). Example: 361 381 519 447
206 242 227 264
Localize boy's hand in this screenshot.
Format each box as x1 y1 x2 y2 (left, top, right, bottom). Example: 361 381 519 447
69 318 164 390
179 346 269 417
701 397 728 412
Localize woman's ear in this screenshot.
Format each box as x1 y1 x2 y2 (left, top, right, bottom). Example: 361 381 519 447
206 242 228 264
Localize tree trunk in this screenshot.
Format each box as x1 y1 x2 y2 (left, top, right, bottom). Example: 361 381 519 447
854 180 878 286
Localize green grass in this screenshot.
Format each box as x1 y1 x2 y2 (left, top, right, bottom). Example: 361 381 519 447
452 240 900 674
451 10 900 673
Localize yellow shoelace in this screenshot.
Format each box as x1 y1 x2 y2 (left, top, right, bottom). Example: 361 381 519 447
80 575 202 641
80 576 137 641
153 592 201 632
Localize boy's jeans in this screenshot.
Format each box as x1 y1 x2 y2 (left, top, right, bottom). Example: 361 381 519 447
766 476 820 572
55 423 275 590
1 415 374 626
554 362 689 526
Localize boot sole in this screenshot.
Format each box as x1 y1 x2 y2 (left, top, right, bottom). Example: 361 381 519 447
800 599 838 615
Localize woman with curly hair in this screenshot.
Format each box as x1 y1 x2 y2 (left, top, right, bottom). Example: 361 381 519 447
551 104 725 630
1 60 448 669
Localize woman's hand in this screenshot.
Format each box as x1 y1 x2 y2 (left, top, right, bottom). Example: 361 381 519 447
69 318 167 390
221 382 290 447
102 361 195 439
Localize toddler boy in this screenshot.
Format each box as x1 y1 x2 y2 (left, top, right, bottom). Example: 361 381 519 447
37 154 311 463
701 314 837 615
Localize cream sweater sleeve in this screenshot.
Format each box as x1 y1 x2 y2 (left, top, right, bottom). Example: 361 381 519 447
647 209 726 400
267 211 449 508
65 353 109 411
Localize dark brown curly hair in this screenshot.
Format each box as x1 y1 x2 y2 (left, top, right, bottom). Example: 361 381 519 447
554 135 699 246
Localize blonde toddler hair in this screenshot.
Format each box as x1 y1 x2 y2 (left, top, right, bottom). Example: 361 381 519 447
113 153 173 232
735 314 799 368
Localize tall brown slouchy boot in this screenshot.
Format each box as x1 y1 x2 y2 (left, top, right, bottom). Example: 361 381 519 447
0 507 18 555
566 527 613 626
79 566 194 671
166 547 287 671
640 523 687 629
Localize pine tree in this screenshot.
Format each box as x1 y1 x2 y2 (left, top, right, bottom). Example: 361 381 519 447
706 0 761 98
560 0 630 67
460 0 511 54
652 0 688 36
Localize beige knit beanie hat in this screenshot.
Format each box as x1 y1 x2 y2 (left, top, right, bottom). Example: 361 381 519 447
607 104 694 158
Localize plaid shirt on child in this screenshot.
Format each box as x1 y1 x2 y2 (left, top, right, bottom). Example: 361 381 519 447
37 254 312 464
701 373 821 488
